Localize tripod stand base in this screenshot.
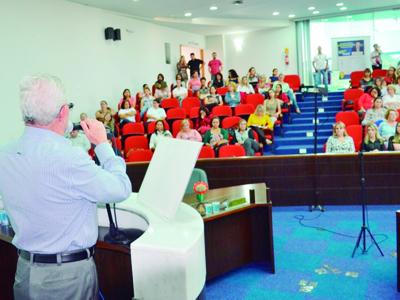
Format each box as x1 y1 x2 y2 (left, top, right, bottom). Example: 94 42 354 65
351 225 384 258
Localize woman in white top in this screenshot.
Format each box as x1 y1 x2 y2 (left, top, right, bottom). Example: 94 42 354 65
172 79 188 104
237 76 255 95
382 85 400 110
326 122 355 153
146 98 167 123
149 120 172 150
118 99 136 128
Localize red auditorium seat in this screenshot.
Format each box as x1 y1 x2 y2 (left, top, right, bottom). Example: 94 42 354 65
212 105 232 118
161 98 180 111
372 69 387 78
124 136 149 154
182 97 201 116
219 145 246 158
151 84 156 96
336 111 360 126
235 104 255 119
216 87 228 96
125 149 153 163
198 146 215 159
166 107 186 121
122 122 145 136
346 125 363 152
342 88 364 111
350 71 364 88
115 137 122 152
222 116 241 129
189 107 200 120
283 75 301 92
172 119 194 137
245 94 264 109
147 120 170 135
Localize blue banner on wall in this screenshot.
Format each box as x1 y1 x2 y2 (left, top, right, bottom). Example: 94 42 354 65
337 40 365 57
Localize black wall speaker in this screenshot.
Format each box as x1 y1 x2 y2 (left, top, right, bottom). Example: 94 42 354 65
113 29 121 41
105 27 114 40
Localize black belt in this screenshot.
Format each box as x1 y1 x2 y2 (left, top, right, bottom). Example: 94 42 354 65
18 246 95 264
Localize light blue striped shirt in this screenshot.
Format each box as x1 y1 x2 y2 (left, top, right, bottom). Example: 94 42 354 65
0 126 132 254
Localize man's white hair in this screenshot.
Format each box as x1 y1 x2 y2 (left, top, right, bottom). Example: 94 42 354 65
20 74 66 126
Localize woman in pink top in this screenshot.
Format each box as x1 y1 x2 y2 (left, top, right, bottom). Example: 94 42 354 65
176 119 202 142
188 71 202 94
358 87 380 116
118 89 136 109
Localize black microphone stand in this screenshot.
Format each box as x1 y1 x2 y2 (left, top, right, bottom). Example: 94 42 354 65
104 203 131 245
351 151 384 257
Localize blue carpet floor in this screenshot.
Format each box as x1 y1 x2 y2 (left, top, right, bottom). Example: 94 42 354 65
206 205 400 300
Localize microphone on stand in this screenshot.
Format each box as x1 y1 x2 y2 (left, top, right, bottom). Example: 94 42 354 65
104 203 131 245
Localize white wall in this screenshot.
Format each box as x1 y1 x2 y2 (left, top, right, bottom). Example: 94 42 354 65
0 0 205 145
221 24 298 79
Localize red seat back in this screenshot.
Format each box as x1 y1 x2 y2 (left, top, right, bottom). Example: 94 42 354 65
235 104 255 118
125 149 153 162
166 107 186 121
347 125 363 152
147 120 170 135
342 88 364 111
216 87 228 96
245 94 264 109
283 75 301 92
335 111 360 126
172 119 194 137
219 145 246 158
350 71 364 88
161 98 180 110
222 116 241 129
372 69 387 78
124 136 149 154
122 122 145 136
198 146 215 159
189 107 200 120
212 105 232 118
182 97 201 116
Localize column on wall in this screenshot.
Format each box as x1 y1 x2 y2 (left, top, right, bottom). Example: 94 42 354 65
296 20 313 86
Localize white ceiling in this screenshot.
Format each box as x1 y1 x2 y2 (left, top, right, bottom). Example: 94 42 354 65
68 0 400 35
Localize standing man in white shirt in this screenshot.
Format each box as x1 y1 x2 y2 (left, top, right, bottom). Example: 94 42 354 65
0 74 132 300
312 46 329 92
371 44 382 70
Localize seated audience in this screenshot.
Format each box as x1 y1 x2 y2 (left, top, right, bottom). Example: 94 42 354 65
269 68 279 83
204 86 223 111
227 69 239 84
237 76 255 94
136 84 149 105
149 120 172 150
67 127 91 153
264 89 282 124
247 67 259 89
80 112 88 122
95 100 114 123
140 86 155 118
195 107 211 135
379 109 398 142
154 73 170 99
395 77 400 95
362 97 386 126
188 71 201 94
257 76 271 97
198 77 209 101
118 99 136 128
225 82 241 108
203 117 229 154
358 87 380 116
103 112 115 135
273 74 301 113
362 123 384 152
146 98 166 123
172 74 186 89
382 85 400 109
386 66 396 84
212 72 225 88
232 119 262 156
326 122 355 153
118 89 136 109
374 77 387 96
177 55 189 84
359 68 374 89
274 83 290 105
388 122 400 151
247 105 273 146
172 79 188 104
176 119 202 142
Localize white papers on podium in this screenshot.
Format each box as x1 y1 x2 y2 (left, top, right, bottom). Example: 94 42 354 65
137 138 202 220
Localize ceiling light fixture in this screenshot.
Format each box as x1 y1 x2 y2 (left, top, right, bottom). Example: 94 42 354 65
288 14 296 18
313 10 320 14
209 6 218 11
184 12 192 17
272 11 280 16
308 6 316 11
233 0 243 5
340 6 347 10
336 2 344 6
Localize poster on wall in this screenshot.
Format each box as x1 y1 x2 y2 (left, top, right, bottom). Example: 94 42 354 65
331 37 370 77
